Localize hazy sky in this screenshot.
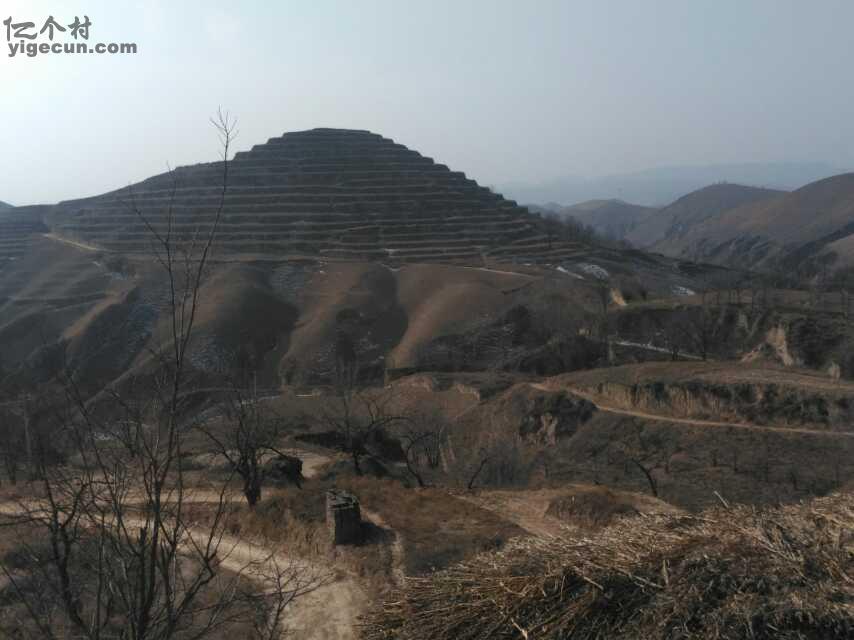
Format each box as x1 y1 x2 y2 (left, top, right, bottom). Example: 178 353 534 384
2 0 854 205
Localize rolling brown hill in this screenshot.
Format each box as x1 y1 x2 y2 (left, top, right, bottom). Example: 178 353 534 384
0 128 726 395
628 182 785 249
555 199 654 240
649 173 854 272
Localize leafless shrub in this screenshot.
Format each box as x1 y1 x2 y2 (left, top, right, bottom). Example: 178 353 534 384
197 379 288 507
0 111 317 639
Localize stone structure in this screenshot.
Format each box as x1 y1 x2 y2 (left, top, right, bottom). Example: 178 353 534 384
267 454 304 488
45 128 581 263
326 489 362 545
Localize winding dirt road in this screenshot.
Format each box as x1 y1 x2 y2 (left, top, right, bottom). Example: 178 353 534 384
532 382 854 439
0 449 370 640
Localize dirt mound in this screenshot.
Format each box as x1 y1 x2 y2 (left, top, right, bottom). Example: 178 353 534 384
545 485 679 529
365 492 854 639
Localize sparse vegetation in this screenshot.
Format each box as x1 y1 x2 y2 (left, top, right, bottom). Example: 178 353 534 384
364 493 854 640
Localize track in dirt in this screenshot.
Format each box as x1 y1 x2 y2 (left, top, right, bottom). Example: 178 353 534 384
532 382 854 439
0 449 371 640
458 490 572 538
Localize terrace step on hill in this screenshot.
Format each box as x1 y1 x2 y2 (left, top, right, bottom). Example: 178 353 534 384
46 128 582 264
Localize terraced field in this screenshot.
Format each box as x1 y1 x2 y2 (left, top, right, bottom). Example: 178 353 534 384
44 128 578 264
0 207 47 265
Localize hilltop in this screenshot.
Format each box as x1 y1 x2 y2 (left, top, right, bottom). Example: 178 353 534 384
546 199 654 241
3 132 854 640
651 172 854 273
0 127 721 390
43 128 582 265
0 201 11 210
628 183 785 248
501 162 839 207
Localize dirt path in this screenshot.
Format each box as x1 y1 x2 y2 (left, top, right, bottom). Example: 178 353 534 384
612 338 703 361
361 508 405 588
458 490 573 538
209 530 367 640
43 233 100 253
532 382 854 439
0 447 368 640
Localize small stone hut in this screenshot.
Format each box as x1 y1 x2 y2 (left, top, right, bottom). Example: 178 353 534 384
326 489 362 545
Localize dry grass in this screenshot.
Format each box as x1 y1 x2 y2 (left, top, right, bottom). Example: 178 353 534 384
0 517 257 640
334 476 526 575
364 492 854 639
545 484 679 529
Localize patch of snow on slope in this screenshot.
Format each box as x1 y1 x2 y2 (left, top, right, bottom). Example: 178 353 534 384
577 263 610 280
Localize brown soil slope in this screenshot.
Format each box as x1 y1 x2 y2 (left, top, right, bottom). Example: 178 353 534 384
627 183 784 248
547 361 854 430
655 173 854 269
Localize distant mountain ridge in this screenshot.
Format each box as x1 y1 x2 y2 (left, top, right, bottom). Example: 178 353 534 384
529 173 854 275
654 172 854 272
0 200 12 210
631 183 785 249
502 162 844 207
542 199 655 240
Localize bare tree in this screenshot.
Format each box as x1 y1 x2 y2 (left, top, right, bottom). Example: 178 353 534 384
1 111 313 640
675 285 716 361
466 449 491 491
610 421 673 497
197 379 289 507
397 409 449 488
322 385 407 475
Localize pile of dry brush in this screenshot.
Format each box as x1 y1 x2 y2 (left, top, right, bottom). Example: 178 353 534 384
363 493 854 639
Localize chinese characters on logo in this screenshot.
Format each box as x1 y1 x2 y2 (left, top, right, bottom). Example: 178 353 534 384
3 15 92 42
4 15 137 58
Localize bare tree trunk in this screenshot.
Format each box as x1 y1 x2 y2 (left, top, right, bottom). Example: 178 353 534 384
630 459 659 497
467 455 490 491
2 111 317 640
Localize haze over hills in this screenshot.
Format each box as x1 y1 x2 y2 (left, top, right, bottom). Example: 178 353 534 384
533 173 854 277
536 199 655 241
8 4 854 638
5 129 854 640
651 172 854 272
531 183 787 248
502 162 844 207
629 183 786 249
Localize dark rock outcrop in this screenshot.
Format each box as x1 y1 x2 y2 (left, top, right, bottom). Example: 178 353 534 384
517 391 597 445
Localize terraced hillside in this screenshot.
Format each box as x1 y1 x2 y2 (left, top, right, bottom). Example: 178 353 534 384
45 128 580 264
0 205 48 265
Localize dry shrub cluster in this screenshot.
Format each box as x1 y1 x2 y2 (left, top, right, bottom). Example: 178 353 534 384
545 486 647 529
364 492 854 639
336 476 525 575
